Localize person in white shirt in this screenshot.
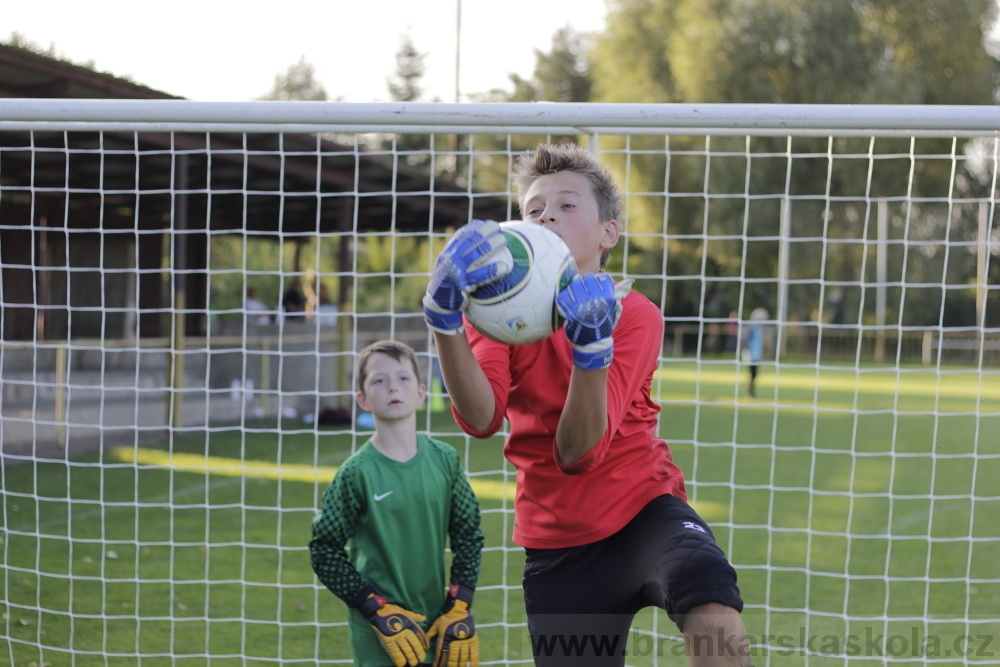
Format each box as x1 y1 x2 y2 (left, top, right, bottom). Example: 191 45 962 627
245 286 272 326
316 283 339 327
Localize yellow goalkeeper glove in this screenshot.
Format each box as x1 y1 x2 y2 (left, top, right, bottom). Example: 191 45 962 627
356 590 429 667
426 584 478 667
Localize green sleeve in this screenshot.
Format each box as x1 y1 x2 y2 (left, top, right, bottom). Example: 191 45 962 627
309 461 369 605
446 450 484 590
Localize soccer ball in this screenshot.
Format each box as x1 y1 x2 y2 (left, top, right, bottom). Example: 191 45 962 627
465 221 579 345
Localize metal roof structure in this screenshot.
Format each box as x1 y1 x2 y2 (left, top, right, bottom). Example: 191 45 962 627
0 43 510 235
0 43 511 340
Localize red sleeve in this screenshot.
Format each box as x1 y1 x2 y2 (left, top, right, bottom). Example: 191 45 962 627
450 322 512 439
554 292 663 475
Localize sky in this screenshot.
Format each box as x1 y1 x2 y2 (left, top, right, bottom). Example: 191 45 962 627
6 0 610 103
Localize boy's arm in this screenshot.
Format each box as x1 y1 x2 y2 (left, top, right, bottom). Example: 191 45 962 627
423 219 512 434
433 331 497 434
556 366 610 465
309 470 370 603
446 463 484 590
311 468 430 667
554 274 632 466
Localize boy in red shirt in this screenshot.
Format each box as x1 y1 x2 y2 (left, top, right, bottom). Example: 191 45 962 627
423 144 750 666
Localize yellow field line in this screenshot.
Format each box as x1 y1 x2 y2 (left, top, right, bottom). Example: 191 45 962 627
110 447 517 502
658 367 1000 400
108 447 729 519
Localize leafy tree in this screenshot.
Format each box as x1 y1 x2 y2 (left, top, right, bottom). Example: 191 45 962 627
589 0 1000 324
387 33 427 103
259 56 328 101
352 234 430 315
383 33 448 167
251 57 330 282
5 31 58 58
466 27 596 197
594 0 998 105
5 31 102 73
507 27 593 103
854 0 999 106
207 236 332 322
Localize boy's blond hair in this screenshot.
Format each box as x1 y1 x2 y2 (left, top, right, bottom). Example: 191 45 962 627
512 143 624 269
356 340 421 392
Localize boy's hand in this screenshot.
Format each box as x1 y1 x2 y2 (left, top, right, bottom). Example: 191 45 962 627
423 219 512 335
358 591 429 667
556 275 633 370
426 585 478 667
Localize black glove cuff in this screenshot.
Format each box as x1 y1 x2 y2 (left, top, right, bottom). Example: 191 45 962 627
447 583 475 607
352 585 384 618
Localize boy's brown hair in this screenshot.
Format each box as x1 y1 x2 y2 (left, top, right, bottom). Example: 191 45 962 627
356 340 422 393
512 142 624 269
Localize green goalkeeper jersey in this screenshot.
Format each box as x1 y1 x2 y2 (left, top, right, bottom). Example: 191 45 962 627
310 435 483 667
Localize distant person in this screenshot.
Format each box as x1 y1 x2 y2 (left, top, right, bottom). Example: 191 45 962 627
310 340 484 667
282 277 307 323
315 283 340 328
743 308 768 398
245 286 271 326
829 288 846 325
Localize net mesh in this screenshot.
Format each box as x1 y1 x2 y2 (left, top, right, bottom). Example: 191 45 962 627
1 106 998 665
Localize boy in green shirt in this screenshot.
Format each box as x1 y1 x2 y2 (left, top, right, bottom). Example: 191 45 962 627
310 340 484 667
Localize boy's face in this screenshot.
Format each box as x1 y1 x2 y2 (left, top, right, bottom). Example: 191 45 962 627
356 353 425 422
521 171 619 274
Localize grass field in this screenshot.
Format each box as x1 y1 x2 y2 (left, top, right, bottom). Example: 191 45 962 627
2 361 998 666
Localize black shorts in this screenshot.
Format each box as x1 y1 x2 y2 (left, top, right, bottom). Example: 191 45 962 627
522 495 743 665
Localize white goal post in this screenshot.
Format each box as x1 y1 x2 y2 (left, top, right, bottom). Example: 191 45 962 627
1 101 998 666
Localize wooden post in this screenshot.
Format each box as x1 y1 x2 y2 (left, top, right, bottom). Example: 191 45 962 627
167 153 189 429
875 200 887 363
336 199 352 406
261 340 271 415
55 344 66 447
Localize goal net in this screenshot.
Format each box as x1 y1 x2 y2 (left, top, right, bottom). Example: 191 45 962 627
1 101 998 666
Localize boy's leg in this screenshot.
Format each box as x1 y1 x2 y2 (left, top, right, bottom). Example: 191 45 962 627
682 602 751 667
522 495 749 667
522 545 636 667
619 496 748 665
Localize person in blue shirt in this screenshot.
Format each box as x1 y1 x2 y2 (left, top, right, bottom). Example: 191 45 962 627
742 308 768 398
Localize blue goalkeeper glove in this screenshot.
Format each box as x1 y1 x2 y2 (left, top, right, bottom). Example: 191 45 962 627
426 584 478 667
356 590 429 667
423 219 512 335
556 274 633 370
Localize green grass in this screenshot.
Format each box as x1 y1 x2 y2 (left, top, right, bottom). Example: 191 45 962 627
2 361 998 666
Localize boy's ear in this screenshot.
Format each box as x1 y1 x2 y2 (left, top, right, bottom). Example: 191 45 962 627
601 219 620 249
356 390 369 412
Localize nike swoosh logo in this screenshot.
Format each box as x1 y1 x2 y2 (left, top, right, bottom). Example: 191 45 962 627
373 491 393 502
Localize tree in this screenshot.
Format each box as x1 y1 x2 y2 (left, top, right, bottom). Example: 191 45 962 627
387 33 427 103
384 33 442 162
259 56 328 101
593 0 998 105
5 32 58 58
589 0 1000 324
507 27 593 103
465 27 596 196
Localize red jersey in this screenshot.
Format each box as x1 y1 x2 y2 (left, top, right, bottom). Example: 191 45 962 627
453 289 687 549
